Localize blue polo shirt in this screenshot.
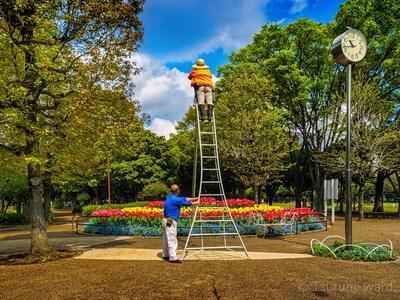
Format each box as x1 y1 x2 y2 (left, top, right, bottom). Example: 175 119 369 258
164 193 192 220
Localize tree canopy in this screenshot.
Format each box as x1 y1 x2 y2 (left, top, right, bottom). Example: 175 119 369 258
0 0 146 257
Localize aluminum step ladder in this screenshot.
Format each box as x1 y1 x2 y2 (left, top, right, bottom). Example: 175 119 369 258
183 103 249 260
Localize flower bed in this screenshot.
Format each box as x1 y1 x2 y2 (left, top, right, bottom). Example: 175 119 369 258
311 236 395 262
83 198 324 236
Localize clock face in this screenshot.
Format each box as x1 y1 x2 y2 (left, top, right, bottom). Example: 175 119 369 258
341 30 367 62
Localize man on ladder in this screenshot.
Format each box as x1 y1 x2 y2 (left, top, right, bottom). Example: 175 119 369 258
188 58 214 122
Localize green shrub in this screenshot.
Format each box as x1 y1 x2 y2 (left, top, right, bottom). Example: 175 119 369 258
243 187 254 200
0 213 6 224
77 192 90 203
312 241 395 262
82 205 102 216
0 175 28 209
0 212 28 225
72 205 84 214
81 202 147 216
52 203 64 209
142 182 169 201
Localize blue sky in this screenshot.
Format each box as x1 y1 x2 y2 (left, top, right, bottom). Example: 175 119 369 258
132 0 346 138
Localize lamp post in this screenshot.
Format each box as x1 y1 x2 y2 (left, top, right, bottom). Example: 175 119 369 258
107 159 111 209
332 28 367 245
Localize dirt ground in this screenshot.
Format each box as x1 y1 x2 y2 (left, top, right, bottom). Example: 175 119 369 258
0 212 399 300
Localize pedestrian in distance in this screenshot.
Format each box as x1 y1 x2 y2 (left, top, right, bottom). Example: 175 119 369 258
162 184 200 263
188 58 215 122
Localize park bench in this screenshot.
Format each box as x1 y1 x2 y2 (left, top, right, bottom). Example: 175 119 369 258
256 211 298 238
71 213 82 232
295 211 330 233
73 214 110 235
364 211 388 219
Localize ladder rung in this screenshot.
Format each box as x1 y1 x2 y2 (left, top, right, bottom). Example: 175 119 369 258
184 246 246 250
202 181 221 184
201 144 216 147
200 194 224 196
200 132 215 135
202 156 217 158
195 206 231 209
203 168 218 171
192 219 233 223
187 232 239 237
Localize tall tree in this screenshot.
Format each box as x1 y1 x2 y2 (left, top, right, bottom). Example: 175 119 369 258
227 19 341 210
0 0 145 258
166 127 197 195
333 0 400 212
315 77 400 217
51 87 146 204
216 63 290 203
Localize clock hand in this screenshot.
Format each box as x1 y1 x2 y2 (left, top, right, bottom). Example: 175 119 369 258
349 40 355 47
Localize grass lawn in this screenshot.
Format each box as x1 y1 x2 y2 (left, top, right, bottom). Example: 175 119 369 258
362 202 399 213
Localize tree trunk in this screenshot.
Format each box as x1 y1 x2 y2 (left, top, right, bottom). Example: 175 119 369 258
308 161 325 212
43 173 52 222
4 201 10 212
373 171 385 212
28 163 52 256
358 184 365 220
391 172 400 218
237 184 244 199
254 184 260 204
265 183 279 206
315 181 325 212
302 195 306 207
295 193 302 208
16 201 22 213
293 168 304 208
89 186 99 205
397 201 400 218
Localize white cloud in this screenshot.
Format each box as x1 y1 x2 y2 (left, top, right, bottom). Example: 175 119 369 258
208 1 270 50
132 53 194 122
161 1 271 62
290 0 308 14
146 118 177 140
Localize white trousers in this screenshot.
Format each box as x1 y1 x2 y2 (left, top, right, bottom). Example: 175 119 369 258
162 218 178 260
196 86 213 105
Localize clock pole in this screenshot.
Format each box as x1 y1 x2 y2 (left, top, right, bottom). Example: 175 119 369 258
332 28 367 247
345 64 352 246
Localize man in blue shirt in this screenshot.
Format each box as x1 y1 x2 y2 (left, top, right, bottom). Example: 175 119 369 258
163 184 200 263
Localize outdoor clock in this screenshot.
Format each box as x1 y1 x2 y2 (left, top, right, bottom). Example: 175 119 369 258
332 28 367 66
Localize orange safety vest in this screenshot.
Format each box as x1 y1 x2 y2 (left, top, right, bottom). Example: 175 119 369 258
188 68 214 91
